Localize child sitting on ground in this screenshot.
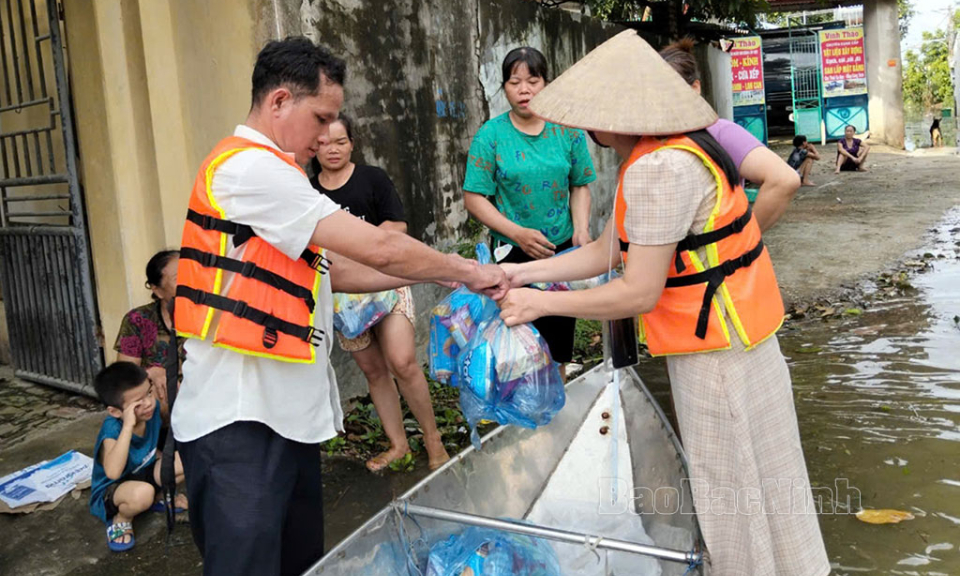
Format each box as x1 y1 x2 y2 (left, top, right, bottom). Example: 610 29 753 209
786 135 820 187
88 362 187 552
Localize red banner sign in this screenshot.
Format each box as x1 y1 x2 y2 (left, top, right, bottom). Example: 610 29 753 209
819 28 867 97
730 36 764 107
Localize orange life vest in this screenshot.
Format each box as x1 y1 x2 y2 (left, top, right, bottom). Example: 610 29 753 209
614 135 784 356
174 136 330 363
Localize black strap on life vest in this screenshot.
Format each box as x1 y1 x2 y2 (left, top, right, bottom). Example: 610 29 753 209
672 208 753 273
663 239 766 340
179 247 316 312
617 208 754 274
160 299 179 538
186 209 330 273
176 285 324 347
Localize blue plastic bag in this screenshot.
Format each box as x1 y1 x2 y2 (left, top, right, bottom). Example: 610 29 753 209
428 287 494 386
457 318 564 446
426 526 560 576
429 244 565 448
428 244 496 385
333 290 399 339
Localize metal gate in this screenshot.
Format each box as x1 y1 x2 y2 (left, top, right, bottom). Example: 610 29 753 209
788 27 824 142
0 0 101 395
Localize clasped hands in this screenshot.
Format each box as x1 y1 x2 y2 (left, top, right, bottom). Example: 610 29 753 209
446 256 542 327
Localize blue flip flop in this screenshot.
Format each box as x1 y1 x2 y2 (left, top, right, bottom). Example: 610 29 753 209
149 499 186 514
106 521 135 552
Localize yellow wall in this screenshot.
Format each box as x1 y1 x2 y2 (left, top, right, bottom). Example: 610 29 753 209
63 0 258 359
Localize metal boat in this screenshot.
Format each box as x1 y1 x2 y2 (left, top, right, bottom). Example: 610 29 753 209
304 364 705 575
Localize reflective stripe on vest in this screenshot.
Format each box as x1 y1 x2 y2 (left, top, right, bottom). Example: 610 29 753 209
615 135 784 356
174 136 327 363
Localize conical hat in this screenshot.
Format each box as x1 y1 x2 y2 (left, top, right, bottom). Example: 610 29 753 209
529 30 718 135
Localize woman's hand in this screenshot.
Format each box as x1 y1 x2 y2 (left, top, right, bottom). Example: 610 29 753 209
572 228 592 247
146 365 167 406
512 227 555 259
498 262 526 288
499 288 547 326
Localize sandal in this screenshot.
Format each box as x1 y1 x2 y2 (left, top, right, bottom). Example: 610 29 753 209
149 493 188 514
365 450 412 473
106 521 135 552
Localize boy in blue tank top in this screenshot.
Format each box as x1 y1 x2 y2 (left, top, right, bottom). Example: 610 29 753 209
88 362 186 552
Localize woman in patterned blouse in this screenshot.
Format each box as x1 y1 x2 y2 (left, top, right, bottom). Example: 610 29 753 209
114 250 180 421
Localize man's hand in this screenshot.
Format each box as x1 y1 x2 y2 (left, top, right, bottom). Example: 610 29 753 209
498 287 546 326
512 227 555 259
465 263 509 301
121 399 143 429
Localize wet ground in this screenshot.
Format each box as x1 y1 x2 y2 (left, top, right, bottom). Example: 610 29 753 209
2 150 960 574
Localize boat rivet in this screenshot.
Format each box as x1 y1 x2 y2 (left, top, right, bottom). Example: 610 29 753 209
601 411 611 419
599 426 610 435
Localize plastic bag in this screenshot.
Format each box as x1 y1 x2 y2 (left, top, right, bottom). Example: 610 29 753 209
429 244 497 385
426 526 561 576
528 247 617 292
457 319 564 438
333 290 399 339
429 287 494 386
429 244 564 448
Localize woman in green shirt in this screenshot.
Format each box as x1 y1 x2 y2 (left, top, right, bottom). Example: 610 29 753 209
463 47 597 373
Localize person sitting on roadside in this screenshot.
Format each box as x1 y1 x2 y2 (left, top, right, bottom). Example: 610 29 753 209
787 135 820 187
88 362 187 553
836 125 869 173
115 249 181 423
310 115 450 472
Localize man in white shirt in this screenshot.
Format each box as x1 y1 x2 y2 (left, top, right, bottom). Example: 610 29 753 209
171 37 507 576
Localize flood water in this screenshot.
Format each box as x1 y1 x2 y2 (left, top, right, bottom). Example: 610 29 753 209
779 210 960 574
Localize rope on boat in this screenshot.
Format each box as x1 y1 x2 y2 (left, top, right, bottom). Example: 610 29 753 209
394 500 427 576
682 554 704 575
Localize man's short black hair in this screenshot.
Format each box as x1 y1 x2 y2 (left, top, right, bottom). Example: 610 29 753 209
94 362 148 409
251 37 346 107
792 135 807 148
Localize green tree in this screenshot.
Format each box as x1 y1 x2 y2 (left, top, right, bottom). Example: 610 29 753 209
902 29 953 112
898 0 915 39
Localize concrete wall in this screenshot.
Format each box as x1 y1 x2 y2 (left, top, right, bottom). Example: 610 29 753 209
60 0 620 400
298 0 621 398
863 0 905 147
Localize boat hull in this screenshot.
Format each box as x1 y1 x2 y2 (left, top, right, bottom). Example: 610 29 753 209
305 365 703 575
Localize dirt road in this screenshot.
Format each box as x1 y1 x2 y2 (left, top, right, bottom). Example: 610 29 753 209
764 145 960 306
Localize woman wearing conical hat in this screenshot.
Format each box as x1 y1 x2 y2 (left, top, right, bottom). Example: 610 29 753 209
498 30 830 576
